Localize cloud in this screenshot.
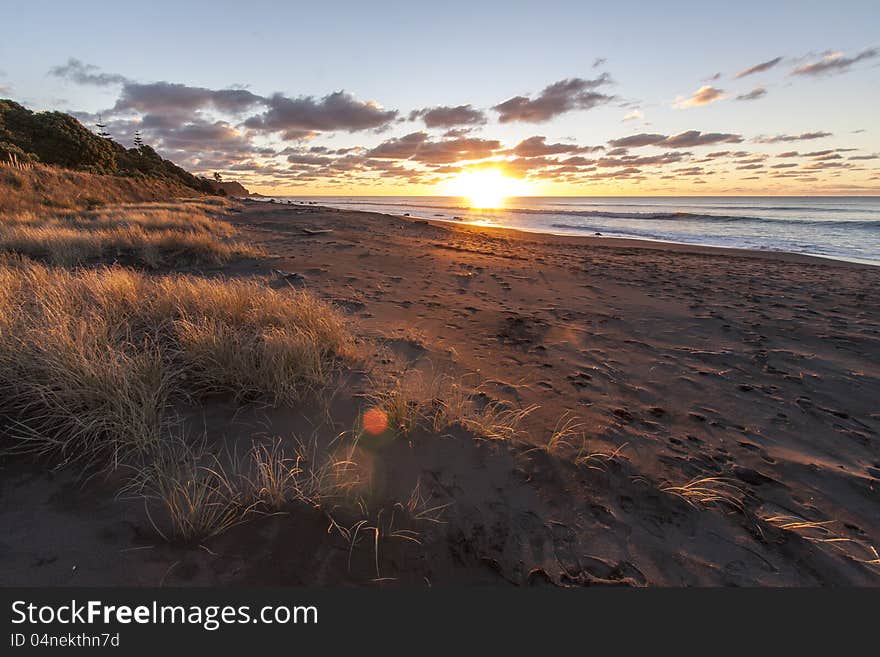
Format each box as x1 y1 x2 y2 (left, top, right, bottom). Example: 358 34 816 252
736 87 767 101
734 56 783 79
49 58 128 86
622 110 643 122
492 75 615 123
674 85 725 108
408 104 486 128
592 57 607 68
64 66 396 141
365 131 429 159
608 130 742 148
149 119 255 154
596 152 686 168
244 91 397 138
792 48 877 76
114 82 263 116
366 132 501 164
510 136 600 157
753 131 832 143
411 136 502 164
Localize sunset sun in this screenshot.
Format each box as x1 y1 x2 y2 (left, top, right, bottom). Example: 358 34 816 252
443 169 533 208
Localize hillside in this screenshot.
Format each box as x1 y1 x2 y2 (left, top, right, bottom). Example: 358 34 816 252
0 99 244 197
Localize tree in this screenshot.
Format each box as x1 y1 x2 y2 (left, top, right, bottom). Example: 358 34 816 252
133 130 144 148
213 171 223 183
95 114 112 139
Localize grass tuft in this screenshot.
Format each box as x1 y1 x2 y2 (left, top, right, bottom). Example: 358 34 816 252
0 260 357 468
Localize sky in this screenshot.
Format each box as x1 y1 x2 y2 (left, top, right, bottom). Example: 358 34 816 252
1 0 878 195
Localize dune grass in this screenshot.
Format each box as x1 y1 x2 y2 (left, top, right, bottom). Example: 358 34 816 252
0 162 200 213
365 370 536 442
0 199 260 267
0 259 357 471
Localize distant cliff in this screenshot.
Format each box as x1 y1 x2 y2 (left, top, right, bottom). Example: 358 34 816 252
204 179 251 197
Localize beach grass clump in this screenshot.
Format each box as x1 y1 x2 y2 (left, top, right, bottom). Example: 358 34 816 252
128 434 364 542
0 200 259 267
0 259 358 469
366 370 535 441
130 437 249 542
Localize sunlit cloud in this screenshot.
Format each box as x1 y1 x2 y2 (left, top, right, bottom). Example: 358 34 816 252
609 131 742 148
753 131 832 143
674 85 726 108
510 135 600 157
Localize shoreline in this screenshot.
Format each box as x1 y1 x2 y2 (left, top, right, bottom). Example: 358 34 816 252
245 198 879 269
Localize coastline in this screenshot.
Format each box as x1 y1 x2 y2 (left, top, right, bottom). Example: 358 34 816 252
251 198 880 269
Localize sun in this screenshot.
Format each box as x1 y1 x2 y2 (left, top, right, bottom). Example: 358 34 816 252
442 169 532 209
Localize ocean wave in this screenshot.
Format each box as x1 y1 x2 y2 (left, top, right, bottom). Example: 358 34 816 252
311 199 880 226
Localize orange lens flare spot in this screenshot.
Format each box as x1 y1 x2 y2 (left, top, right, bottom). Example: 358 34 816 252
362 408 389 435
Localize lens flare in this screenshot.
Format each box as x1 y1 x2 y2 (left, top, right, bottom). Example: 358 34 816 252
362 408 389 435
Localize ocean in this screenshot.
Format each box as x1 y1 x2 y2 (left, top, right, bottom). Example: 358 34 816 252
267 196 880 266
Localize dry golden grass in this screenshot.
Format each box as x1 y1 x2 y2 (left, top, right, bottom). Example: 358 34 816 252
0 162 200 213
0 259 358 470
130 436 251 542
327 481 449 581
661 476 745 512
366 369 536 442
759 513 880 570
0 199 260 267
125 432 366 542
532 412 583 455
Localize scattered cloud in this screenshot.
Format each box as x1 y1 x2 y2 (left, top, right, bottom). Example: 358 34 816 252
736 87 767 101
492 75 615 123
753 131 832 143
792 48 877 76
734 56 783 79
408 104 486 128
244 91 397 138
49 58 128 86
675 85 726 108
510 136 600 157
114 82 263 117
622 109 643 122
592 57 607 68
366 132 501 163
609 131 742 148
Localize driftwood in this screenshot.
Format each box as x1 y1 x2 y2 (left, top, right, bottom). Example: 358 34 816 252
301 228 334 235
272 269 307 286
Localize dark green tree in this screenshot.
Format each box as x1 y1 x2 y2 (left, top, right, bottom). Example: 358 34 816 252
95 114 112 139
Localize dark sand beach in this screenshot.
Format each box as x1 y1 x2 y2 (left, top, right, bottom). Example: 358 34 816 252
2 200 879 586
